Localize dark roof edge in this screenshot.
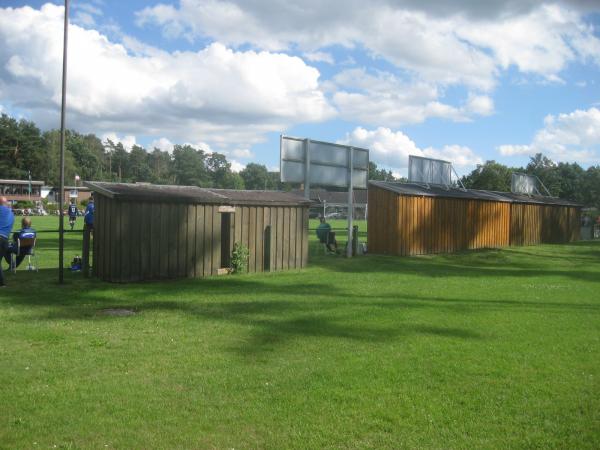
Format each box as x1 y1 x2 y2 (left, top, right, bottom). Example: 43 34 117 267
85 181 116 198
84 181 314 206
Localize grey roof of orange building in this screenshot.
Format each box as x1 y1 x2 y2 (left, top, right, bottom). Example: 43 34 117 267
370 181 581 207
85 181 313 206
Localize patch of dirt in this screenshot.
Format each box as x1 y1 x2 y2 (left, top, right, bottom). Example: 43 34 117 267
99 308 137 317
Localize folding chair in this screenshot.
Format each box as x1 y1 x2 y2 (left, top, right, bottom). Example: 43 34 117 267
10 237 38 273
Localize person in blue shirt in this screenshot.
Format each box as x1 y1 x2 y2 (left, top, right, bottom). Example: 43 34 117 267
4 216 37 269
84 195 94 231
68 200 78 230
0 196 15 287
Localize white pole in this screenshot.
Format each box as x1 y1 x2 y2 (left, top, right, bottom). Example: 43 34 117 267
347 147 354 258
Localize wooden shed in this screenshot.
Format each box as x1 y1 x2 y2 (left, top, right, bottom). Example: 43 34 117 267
368 181 581 256
86 182 312 282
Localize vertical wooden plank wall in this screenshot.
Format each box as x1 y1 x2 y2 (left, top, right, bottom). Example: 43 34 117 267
230 205 308 272
509 204 580 246
366 185 582 256
367 185 580 257
95 199 309 282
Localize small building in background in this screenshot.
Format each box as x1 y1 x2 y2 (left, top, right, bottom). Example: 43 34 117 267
292 188 368 219
47 186 92 204
0 179 44 203
86 181 312 283
368 181 581 256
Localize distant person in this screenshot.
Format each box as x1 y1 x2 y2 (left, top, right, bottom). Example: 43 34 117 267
0 196 15 287
68 200 78 230
4 217 36 269
84 195 94 231
316 216 338 253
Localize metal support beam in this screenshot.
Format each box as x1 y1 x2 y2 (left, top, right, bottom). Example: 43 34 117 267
347 147 354 258
304 138 310 200
58 0 69 284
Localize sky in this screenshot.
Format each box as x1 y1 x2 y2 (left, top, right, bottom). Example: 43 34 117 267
1 0 600 177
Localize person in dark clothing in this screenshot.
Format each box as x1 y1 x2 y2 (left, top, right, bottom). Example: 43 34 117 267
316 217 338 253
0 196 15 287
4 217 37 269
68 200 78 230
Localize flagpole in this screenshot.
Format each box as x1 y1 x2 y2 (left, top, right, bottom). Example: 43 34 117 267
58 0 69 284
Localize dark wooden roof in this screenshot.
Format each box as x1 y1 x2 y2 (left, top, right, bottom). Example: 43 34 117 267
370 181 581 207
85 181 313 206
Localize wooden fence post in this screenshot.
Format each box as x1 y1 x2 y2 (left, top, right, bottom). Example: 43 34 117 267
82 225 91 277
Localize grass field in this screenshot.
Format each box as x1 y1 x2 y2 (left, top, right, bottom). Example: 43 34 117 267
1 216 599 448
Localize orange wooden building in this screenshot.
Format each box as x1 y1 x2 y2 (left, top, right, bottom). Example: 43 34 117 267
368 181 581 256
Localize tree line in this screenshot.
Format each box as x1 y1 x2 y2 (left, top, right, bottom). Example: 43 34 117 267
0 112 403 193
460 154 600 208
0 113 288 191
1 113 598 207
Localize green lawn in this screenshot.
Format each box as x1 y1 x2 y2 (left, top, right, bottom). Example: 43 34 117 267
1 216 599 448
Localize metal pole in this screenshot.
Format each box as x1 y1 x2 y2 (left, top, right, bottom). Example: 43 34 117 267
58 0 69 283
304 138 310 200
347 147 354 258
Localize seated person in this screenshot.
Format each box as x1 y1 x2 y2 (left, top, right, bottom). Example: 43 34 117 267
316 217 338 253
4 217 37 269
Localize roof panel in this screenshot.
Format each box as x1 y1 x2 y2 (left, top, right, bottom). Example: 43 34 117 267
85 181 312 206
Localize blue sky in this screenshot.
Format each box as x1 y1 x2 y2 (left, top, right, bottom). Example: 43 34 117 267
1 0 600 176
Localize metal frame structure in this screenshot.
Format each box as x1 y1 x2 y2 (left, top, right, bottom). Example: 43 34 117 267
408 155 465 191
511 172 552 197
280 135 369 257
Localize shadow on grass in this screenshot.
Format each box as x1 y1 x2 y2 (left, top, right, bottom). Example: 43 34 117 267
308 241 600 284
2 268 487 356
3 241 599 356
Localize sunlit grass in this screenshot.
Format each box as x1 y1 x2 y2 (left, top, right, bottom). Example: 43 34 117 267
1 216 599 448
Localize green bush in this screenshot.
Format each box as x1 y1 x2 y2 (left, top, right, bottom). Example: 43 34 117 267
14 200 35 209
230 243 249 274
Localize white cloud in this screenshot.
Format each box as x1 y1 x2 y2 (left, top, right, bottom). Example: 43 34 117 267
497 144 531 156
340 126 482 172
150 137 174 153
231 148 254 158
465 94 494 116
331 68 494 126
423 145 483 168
136 1 600 90
72 2 103 27
102 132 137 152
0 4 333 150
497 107 600 162
230 160 246 172
303 51 334 64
